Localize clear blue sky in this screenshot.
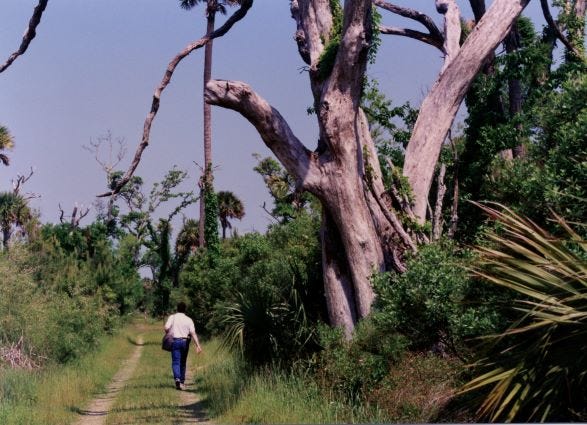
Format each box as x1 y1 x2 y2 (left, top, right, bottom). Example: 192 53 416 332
0 0 545 234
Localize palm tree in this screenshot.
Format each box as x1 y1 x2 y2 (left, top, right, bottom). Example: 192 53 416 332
0 191 31 249
179 0 241 248
172 218 200 286
0 126 14 166
217 190 244 239
175 218 200 257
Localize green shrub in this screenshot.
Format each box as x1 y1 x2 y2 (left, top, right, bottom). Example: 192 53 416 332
372 242 506 353
180 213 324 364
314 322 406 403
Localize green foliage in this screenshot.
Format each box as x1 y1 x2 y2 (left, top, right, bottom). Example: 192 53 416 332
180 213 324 364
0 192 32 248
39 222 143 316
0 246 116 365
253 154 317 223
462 203 587 422
217 190 245 239
481 67 587 235
203 181 220 262
0 126 14 166
372 242 506 353
316 0 343 80
314 321 406 403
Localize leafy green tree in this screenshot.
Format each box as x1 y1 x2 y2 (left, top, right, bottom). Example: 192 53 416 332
104 167 197 313
217 190 244 239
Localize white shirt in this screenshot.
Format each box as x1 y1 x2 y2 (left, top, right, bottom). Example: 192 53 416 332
164 313 195 339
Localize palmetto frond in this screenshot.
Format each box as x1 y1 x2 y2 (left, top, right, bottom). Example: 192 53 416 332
461 202 587 422
0 126 14 166
0 154 9 166
178 0 241 14
217 190 244 238
179 0 202 11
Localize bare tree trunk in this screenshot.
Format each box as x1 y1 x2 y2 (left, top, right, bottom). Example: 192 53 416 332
199 6 216 248
321 210 358 337
403 0 530 222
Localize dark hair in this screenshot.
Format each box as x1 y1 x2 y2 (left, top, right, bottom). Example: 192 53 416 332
177 301 187 313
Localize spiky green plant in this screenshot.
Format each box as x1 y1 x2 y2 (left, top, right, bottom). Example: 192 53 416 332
462 202 587 422
0 125 15 166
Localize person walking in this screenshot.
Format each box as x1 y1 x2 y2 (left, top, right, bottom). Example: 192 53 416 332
164 301 202 390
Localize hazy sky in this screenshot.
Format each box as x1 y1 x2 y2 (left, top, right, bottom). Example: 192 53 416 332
1 0 545 234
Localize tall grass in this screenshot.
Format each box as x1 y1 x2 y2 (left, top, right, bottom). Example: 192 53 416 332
197 339 389 424
0 321 140 425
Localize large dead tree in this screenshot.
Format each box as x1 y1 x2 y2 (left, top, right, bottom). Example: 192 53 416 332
110 0 530 336
206 0 530 335
402 0 530 222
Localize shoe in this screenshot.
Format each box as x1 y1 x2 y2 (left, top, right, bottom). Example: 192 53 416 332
175 379 181 390
180 383 186 390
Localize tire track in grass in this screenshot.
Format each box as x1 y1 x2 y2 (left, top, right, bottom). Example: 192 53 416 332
178 366 211 424
73 336 144 425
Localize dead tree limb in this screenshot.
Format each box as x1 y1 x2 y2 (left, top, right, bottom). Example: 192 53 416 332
12 167 34 195
0 0 49 74
98 0 254 198
373 0 444 51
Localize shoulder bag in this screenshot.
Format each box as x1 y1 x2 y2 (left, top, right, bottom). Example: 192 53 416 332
162 314 175 351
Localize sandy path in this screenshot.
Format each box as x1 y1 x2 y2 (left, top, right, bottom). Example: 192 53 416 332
177 365 212 424
72 336 144 425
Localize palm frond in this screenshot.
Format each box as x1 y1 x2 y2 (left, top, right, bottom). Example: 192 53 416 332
461 202 587 422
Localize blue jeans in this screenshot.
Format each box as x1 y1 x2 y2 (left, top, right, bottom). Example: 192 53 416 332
171 338 190 383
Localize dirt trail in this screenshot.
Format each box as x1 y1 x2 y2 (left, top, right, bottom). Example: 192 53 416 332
177 366 212 424
72 336 144 425
73 333 211 425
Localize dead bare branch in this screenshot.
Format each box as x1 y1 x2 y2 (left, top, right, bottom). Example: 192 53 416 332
83 131 127 175
98 0 254 198
0 0 49 74
374 0 444 52
12 167 34 195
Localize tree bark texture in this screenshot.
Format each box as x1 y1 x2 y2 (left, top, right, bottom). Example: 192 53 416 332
403 0 530 222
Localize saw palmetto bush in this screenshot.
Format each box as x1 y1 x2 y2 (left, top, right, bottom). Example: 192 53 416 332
462 202 587 422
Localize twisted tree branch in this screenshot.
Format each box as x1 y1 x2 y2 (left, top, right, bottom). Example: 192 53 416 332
205 79 319 190
0 0 49 74
373 0 444 51
98 0 254 198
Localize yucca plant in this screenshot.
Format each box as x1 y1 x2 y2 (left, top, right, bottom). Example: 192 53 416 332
461 202 587 422
218 285 313 366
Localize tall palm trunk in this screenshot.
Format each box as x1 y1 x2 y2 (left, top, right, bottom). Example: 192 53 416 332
199 4 216 247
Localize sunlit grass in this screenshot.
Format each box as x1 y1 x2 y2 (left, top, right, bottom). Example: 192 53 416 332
0 319 141 425
197 339 388 424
